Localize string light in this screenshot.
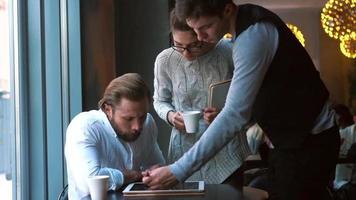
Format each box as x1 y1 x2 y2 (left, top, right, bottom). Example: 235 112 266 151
286 23 306 47
340 32 355 59
321 0 355 40
321 0 355 59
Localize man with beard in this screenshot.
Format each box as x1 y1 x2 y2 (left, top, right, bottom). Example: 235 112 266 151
65 73 165 199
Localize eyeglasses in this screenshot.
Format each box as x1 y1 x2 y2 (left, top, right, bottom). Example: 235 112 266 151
172 42 203 53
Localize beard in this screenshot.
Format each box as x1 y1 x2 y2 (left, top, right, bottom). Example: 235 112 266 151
108 118 141 142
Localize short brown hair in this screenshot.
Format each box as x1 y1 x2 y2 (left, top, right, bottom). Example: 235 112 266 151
170 8 193 33
175 0 232 21
98 73 151 109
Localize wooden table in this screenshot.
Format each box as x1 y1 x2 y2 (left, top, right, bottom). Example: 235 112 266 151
85 184 244 200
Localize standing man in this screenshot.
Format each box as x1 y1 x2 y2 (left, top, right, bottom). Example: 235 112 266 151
153 9 250 187
143 1 340 199
65 73 165 199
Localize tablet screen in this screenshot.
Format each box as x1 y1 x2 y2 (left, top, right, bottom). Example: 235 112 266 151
131 183 149 191
123 181 204 195
130 182 199 191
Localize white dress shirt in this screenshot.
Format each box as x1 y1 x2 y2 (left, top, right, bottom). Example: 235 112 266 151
65 109 165 199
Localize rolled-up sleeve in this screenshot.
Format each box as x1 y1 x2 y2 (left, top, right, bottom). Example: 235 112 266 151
67 126 125 191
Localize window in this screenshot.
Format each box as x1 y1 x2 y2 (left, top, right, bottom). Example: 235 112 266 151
0 0 83 199
0 0 14 199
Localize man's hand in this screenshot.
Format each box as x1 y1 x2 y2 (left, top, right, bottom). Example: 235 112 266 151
141 164 161 177
142 166 179 189
168 111 186 131
123 170 142 185
203 107 219 124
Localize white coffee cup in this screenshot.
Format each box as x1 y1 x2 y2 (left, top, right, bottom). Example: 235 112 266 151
87 175 109 200
182 110 201 133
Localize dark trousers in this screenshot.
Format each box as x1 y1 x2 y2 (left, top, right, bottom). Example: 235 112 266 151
267 126 340 200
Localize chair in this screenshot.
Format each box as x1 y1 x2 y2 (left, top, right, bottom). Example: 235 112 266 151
57 184 68 200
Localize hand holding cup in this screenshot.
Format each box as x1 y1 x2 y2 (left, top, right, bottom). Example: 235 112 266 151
182 111 202 133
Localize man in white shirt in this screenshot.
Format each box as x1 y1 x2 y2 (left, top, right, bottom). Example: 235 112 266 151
65 73 165 199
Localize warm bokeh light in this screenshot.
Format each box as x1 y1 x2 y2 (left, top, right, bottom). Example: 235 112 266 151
286 23 306 47
223 33 233 39
321 0 355 40
340 32 356 59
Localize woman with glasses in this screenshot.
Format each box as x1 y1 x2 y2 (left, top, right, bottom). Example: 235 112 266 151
152 9 251 186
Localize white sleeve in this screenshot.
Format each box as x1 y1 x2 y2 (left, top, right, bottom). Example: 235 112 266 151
153 51 176 124
66 126 125 191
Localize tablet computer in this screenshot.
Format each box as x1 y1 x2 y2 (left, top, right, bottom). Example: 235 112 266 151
208 79 231 110
122 181 204 196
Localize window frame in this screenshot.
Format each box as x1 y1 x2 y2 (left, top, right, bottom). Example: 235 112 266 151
11 0 82 199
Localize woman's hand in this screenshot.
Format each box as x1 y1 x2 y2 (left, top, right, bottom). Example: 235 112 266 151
168 111 185 131
203 107 219 124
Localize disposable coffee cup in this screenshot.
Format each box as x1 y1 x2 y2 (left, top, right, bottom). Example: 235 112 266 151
182 110 201 133
87 175 109 200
